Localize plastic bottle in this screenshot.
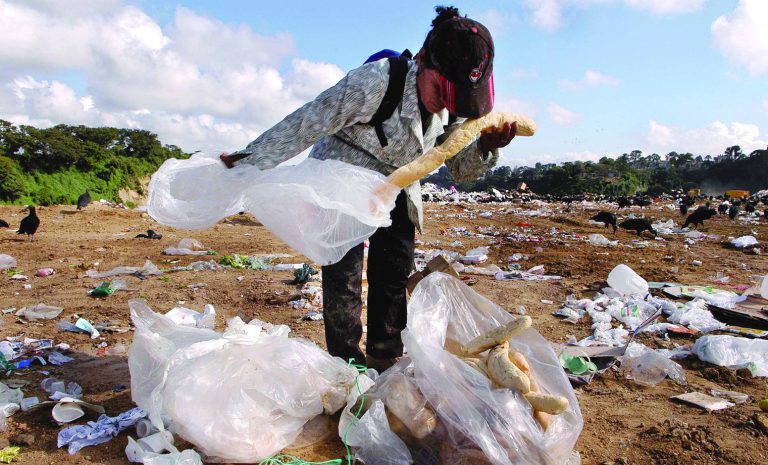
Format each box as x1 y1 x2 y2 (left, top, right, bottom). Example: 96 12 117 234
607 264 649 296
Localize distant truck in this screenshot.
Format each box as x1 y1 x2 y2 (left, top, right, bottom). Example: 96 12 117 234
687 188 701 197
725 190 750 199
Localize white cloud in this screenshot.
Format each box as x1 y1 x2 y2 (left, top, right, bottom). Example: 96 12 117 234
711 0 768 76
494 95 538 118
474 9 517 37
522 0 703 30
548 103 580 126
559 70 620 91
646 119 768 155
0 1 346 155
762 100 768 112
624 0 705 15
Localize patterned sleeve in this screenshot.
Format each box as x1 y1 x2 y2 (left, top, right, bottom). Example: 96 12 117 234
231 61 389 169
442 121 500 183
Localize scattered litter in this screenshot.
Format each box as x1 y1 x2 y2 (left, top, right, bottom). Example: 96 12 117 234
163 238 211 256
588 234 618 247
58 318 100 339
289 264 318 285
495 266 562 281
16 304 63 321
164 305 216 329
302 311 323 321
35 268 54 278
129 299 357 462
58 407 146 454
731 235 758 248
710 389 749 404
619 342 687 386
125 434 203 465
87 260 162 279
671 392 734 411
459 246 489 264
20 397 39 411
89 279 128 297
0 446 20 463
9 275 27 282
0 255 16 271
607 264 648 296
692 335 768 376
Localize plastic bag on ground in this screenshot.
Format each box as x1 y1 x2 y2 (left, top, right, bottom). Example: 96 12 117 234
87 260 161 279
692 335 768 376
619 342 687 386
16 304 63 321
588 234 617 247
148 154 397 265
163 304 215 329
342 273 582 465
0 254 16 270
731 235 758 248
128 299 358 462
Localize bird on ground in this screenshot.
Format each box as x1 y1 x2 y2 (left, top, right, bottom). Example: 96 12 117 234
618 218 657 237
728 205 740 220
135 229 162 239
77 190 91 210
0 219 8 228
718 202 729 214
17 206 40 241
590 211 618 233
683 209 717 229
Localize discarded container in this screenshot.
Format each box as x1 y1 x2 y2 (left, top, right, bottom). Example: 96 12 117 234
20 397 39 411
607 264 649 296
137 431 175 454
52 401 85 423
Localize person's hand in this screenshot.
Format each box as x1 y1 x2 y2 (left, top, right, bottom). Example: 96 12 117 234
478 121 517 153
219 153 235 169
370 182 400 217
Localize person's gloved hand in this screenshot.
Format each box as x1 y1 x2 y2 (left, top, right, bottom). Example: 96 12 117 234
478 121 517 153
219 153 235 169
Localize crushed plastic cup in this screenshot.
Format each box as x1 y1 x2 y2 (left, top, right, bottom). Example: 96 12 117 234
35 268 55 277
20 397 39 411
52 401 85 423
137 431 175 454
0 402 19 417
607 264 649 296
559 353 597 375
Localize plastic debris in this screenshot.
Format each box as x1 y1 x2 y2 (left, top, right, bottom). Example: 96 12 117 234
148 155 397 265
9 275 27 281
58 318 100 339
0 446 20 463
619 342 687 386
671 392 734 411
164 305 216 329
89 279 128 297
35 268 55 277
710 389 749 404
16 304 63 321
459 246 489 264
128 299 358 462
588 234 618 247
731 235 758 248
125 435 203 465
86 260 161 279
163 238 211 256
607 264 648 296
58 407 146 454
289 264 318 285
692 335 768 376
0 255 16 271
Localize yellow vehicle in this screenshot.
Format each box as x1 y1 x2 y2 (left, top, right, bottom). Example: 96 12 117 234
687 189 701 197
725 190 750 198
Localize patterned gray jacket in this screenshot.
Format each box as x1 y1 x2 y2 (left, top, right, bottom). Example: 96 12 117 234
231 58 499 231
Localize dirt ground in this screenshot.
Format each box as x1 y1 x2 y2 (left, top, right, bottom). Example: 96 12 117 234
0 199 766 465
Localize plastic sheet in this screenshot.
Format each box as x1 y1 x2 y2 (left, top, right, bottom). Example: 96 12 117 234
343 273 582 465
692 335 768 376
619 342 687 386
148 154 397 265
128 299 358 462
87 260 161 279
731 235 758 248
0 254 16 270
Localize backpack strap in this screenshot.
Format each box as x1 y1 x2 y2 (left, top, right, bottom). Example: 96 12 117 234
368 55 409 147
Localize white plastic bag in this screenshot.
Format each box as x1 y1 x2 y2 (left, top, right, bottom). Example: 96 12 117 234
692 335 768 376
731 235 758 248
148 154 397 265
128 299 358 462
0 254 16 270
619 342 687 386
343 273 582 465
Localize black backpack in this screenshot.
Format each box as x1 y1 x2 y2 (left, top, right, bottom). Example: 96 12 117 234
365 49 412 147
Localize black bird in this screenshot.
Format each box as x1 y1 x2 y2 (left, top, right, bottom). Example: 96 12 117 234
679 203 689 216
683 208 717 229
617 197 631 208
135 229 162 240
618 218 657 237
77 190 91 210
718 203 729 214
590 211 618 233
728 205 740 220
745 202 756 213
0 219 8 228
17 206 40 241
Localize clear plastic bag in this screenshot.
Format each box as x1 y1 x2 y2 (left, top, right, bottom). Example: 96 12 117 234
128 299 358 463
343 273 582 465
148 154 397 265
0 254 16 270
619 342 687 386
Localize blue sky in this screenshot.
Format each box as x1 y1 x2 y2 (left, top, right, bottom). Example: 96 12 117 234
1 0 766 167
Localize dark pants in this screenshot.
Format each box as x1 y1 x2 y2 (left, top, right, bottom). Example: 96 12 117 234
321 191 415 364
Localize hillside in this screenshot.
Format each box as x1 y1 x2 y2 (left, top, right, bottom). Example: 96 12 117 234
0 120 188 206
